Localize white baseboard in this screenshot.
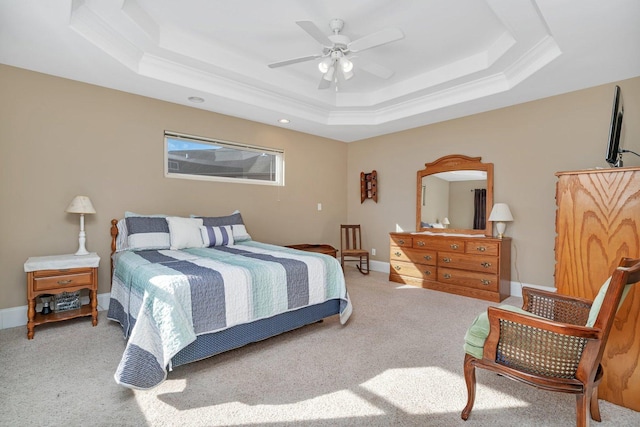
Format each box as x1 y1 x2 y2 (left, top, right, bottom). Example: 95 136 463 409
0 293 111 330
509 281 556 298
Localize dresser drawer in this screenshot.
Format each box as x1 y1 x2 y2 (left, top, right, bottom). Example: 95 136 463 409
413 237 465 252
465 241 499 256
390 235 412 247
437 252 498 274
390 260 436 280
438 267 499 292
390 246 436 265
32 269 93 292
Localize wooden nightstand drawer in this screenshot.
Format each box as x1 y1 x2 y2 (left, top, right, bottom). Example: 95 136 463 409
33 269 93 292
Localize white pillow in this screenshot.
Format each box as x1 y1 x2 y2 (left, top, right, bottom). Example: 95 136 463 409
166 217 204 250
230 224 251 242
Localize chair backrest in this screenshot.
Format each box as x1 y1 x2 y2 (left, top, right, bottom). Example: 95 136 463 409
583 258 640 374
591 258 640 332
341 224 363 251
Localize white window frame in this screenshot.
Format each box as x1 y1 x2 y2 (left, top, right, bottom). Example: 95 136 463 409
164 131 285 186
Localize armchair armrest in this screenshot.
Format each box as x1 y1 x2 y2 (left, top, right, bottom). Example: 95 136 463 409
522 286 592 325
483 306 601 379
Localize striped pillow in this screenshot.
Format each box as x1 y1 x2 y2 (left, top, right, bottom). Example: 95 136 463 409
194 211 251 241
200 225 235 247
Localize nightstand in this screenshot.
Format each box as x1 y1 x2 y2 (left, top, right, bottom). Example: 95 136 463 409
24 253 100 339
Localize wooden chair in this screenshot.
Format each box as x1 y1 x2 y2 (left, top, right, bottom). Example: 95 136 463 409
340 224 369 274
461 257 640 427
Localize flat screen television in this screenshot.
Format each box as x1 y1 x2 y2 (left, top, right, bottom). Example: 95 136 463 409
605 85 624 167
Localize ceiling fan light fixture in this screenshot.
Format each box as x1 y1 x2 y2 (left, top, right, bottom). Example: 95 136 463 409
340 58 353 73
318 57 332 73
269 19 405 90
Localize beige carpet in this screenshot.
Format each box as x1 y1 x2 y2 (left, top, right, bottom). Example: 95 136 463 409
1 268 639 426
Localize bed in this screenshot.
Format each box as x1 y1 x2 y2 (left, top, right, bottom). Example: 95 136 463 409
107 212 352 390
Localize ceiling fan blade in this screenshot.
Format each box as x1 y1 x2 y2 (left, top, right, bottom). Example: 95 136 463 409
268 54 321 68
357 58 395 79
348 27 404 53
296 21 333 47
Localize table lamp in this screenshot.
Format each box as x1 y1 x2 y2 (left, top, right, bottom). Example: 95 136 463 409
488 203 513 238
66 195 96 255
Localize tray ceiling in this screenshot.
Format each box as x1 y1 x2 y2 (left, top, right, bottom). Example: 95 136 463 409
1 0 639 142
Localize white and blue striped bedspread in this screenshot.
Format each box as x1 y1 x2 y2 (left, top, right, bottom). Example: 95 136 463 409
107 241 352 389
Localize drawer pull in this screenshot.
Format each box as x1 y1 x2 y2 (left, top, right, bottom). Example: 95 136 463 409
443 273 452 279
442 257 451 263
481 279 492 286
394 251 402 257
417 241 425 247
450 244 459 250
423 255 432 260
394 265 402 271
476 246 487 252
481 262 492 268
57 279 73 285
424 270 431 275
398 239 405 245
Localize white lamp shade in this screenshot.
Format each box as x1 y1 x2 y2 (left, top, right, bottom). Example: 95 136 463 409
65 196 96 214
340 57 353 73
488 203 513 222
318 58 331 73
442 217 450 225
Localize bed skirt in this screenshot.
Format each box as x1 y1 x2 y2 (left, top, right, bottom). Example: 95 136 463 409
172 299 341 367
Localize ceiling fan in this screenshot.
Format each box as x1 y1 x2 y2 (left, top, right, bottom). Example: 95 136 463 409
268 19 405 89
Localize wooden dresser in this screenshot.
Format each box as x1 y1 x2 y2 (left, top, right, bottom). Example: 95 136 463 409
389 232 511 302
555 167 640 410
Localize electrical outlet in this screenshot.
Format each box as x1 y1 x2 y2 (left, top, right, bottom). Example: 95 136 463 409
317 203 322 211
371 248 376 256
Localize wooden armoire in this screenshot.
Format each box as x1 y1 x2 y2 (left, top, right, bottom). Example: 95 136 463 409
555 167 640 410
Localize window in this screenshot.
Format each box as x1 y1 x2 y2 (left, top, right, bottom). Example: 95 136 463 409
164 131 284 186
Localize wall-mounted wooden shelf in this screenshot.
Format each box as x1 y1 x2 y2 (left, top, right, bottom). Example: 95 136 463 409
361 170 378 203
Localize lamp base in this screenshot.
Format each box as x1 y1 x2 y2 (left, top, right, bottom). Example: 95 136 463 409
495 221 507 239
75 229 89 256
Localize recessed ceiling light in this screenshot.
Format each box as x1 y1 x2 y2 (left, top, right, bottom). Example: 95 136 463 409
278 118 290 124
188 96 205 103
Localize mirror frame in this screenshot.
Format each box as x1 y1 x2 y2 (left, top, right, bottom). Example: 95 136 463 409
416 154 493 236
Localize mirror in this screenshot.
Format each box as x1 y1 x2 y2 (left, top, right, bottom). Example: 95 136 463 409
416 155 493 236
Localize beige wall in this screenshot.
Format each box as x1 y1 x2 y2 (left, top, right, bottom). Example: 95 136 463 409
0 65 347 309
2 63 639 310
347 76 640 289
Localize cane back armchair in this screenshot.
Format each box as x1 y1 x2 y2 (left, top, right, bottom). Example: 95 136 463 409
461 257 640 427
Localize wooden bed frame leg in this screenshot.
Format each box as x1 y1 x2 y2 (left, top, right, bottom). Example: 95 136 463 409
461 353 477 421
